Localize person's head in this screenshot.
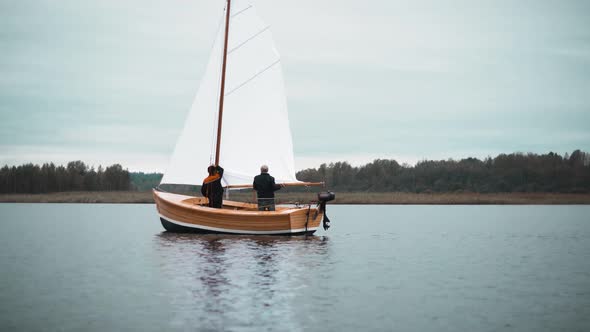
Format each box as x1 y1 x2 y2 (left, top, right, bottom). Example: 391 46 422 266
207 165 216 175
260 165 269 173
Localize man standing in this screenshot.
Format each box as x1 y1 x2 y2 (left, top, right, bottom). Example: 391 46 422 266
201 165 224 208
253 165 282 211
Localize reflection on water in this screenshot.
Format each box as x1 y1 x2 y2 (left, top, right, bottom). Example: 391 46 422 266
153 233 330 330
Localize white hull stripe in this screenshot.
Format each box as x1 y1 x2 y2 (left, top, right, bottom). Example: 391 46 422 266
158 213 318 235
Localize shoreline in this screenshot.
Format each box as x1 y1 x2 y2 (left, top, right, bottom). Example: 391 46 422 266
1 191 590 204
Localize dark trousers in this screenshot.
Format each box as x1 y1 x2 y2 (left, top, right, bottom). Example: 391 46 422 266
257 198 275 211
208 192 223 208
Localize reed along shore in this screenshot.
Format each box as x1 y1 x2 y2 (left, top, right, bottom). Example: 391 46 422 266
1 191 590 204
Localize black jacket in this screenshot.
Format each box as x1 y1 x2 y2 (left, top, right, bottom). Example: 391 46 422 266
253 172 281 199
201 166 224 208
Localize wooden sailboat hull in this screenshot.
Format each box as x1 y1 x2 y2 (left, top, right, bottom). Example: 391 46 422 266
153 190 323 235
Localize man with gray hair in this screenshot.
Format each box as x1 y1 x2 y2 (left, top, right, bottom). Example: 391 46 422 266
253 164 282 211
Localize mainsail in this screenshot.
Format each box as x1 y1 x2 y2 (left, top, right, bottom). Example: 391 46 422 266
160 0 299 187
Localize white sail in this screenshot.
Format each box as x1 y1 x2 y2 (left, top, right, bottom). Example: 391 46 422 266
161 0 299 187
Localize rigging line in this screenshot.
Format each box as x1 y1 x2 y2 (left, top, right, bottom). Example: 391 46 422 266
228 26 270 54
231 4 252 18
210 7 226 55
224 58 281 97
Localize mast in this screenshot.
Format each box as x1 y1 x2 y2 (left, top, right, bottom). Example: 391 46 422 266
215 0 231 166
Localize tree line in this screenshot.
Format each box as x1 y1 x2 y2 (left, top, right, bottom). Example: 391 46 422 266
1 150 589 194
130 172 163 191
0 161 130 193
297 150 590 193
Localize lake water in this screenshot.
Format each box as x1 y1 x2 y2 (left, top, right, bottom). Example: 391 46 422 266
1 204 589 331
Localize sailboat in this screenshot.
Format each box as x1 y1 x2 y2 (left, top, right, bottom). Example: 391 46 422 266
153 0 334 235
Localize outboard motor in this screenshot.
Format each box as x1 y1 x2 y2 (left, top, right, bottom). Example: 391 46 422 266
317 191 335 230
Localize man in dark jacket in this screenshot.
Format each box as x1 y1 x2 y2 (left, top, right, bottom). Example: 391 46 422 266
201 165 224 208
253 165 282 211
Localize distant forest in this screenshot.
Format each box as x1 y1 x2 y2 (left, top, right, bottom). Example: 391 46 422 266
0 161 131 194
297 150 590 193
1 150 589 194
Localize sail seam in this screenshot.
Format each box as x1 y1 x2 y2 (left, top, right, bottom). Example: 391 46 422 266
224 58 281 96
228 26 271 54
231 4 252 18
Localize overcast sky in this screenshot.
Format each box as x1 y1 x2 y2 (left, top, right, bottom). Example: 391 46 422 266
1 0 589 171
